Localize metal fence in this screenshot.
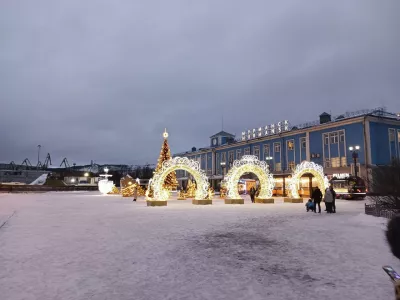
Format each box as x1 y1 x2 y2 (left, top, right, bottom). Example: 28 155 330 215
365 203 398 219
0 184 98 193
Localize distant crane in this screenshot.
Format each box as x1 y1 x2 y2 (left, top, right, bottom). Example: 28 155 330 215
9 161 17 170
60 158 71 168
21 158 32 167
41 153 52 169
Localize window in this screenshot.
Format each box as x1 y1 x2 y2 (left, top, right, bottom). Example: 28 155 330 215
324 158 331 168
274 143 281 153
300 137 306 149
221 152 226 162
341 157 347 167
244 147 250 155
216 153 220 175
287 140 294 150
263 144 270 158
288 161 295 170
340 132 345 143
330 132 339 144
275 163 281 171
254 146 260 159
228 151 234 167
236 149 242 160
389 128 395 142
324 134 329 145
330 157 340 168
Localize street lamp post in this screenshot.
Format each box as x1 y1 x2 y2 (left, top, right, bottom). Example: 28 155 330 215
348 145 360 177
37 145 41 168
265 156 273 170
220 161 226 176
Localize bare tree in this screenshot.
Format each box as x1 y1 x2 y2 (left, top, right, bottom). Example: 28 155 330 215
369 159 400 212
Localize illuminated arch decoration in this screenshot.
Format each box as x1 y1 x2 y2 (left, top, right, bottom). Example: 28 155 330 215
222 155 274 199
288 161 329 199
146 157 209 201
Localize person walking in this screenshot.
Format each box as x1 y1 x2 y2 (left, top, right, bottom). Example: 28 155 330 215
311 186 323 213
330 185 337 213
323 187 334 213
250 186 256 203
133 185 138 202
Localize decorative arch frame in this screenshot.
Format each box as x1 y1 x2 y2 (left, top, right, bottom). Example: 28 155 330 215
222 155 274 199
146 157 209 201
288 161 329 198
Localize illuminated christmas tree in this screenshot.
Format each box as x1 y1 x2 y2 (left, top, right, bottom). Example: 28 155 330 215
155 129 178 190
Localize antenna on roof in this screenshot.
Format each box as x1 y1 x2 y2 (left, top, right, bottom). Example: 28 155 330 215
221 113 224 131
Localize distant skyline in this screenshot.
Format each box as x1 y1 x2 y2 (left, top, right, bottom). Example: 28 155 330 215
1 0 399 166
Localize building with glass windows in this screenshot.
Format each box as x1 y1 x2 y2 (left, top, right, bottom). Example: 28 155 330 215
173 108 400 196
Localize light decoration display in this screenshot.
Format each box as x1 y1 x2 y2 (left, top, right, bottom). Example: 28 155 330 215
242 120 290 141
154 128 178 190
206 187 215 200
288 161 329 198
98 168 114 195
185 179 196 198
221 155 274 199
146 157 209 201
108 186 120 195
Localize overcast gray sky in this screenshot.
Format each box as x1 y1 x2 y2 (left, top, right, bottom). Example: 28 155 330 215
1 0 399 166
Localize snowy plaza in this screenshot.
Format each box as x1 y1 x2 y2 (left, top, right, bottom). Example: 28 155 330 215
0 192 398 300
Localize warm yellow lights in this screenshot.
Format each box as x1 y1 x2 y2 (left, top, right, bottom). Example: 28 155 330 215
146 157 209 201
222 155 274 199
288 161 329 198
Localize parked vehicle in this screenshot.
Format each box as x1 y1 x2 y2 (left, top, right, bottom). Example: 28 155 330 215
330 176 366 200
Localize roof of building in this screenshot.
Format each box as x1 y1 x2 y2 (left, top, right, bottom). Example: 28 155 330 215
174 107 400 156
210 131 235 138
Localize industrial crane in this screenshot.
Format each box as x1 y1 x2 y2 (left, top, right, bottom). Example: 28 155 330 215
60 158 71 168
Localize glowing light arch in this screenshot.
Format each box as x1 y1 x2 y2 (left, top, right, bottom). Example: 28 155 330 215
288 161 329 199
222 155 274 199
146 157 209 201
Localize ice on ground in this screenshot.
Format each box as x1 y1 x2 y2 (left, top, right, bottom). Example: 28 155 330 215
0 192 398 300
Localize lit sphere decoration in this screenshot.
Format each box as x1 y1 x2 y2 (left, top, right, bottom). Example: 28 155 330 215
221 155 274 199
146 157 209 201
98 179 114 195
98 167 114 195
288 161 329 198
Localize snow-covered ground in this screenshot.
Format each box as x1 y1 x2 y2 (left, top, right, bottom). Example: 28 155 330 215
0 192 398 300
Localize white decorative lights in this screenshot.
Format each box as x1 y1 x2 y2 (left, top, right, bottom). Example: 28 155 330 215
146 157 209 201
221 155 274 199
288 161 329 199
98 167 114 195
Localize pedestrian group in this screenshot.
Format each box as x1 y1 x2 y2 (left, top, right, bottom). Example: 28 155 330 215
306 185 337 213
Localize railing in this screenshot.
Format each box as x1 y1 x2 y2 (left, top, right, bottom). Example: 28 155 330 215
0 184 98 193
365 203 398 219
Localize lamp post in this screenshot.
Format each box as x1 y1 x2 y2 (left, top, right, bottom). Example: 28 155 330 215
37 145 41 168
220 161 226 176
349 145 360 177
265 156 273 171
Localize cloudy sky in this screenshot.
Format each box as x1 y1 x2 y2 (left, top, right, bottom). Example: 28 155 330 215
1 0 399 166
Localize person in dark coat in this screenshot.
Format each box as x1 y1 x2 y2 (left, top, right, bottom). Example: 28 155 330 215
330 185 337 213
311 187 323 213
324 188 334 213
249 186 256 203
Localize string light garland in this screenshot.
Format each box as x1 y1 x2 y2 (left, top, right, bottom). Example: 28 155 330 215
288 161 329 198
146 156 209 201
221 155 274 199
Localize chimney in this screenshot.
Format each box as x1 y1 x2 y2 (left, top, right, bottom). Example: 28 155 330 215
319 112 331 124
191 147 197 152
